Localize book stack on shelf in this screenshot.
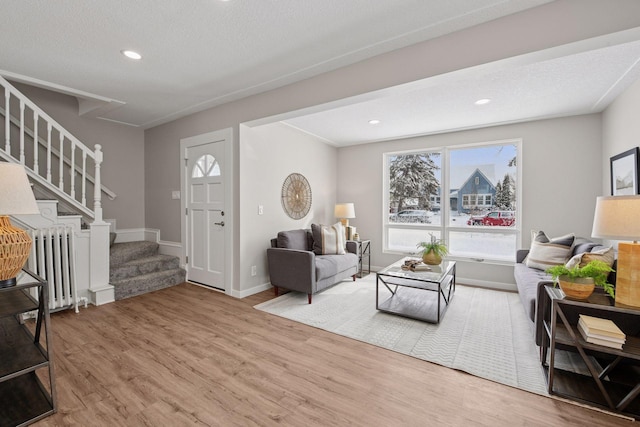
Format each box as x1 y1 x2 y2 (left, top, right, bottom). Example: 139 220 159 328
577 314 626 349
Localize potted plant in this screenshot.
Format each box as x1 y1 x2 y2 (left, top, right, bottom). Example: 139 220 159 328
417 233 448 265
546 260 615 300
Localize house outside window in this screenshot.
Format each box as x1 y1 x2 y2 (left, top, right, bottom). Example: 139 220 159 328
384 139 521 263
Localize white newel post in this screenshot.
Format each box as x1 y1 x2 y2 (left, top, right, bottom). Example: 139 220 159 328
88 144 114 305
93 145 103 222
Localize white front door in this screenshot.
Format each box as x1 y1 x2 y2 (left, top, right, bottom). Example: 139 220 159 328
185 140 225 290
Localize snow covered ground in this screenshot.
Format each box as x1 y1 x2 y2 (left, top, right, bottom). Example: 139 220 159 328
388 212 516 261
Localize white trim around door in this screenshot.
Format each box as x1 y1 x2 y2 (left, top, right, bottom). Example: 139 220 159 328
180 128 234 295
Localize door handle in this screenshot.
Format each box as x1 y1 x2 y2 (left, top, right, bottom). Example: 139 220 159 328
214 221 225 227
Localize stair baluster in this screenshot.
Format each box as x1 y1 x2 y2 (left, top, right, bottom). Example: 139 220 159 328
1 74 116 305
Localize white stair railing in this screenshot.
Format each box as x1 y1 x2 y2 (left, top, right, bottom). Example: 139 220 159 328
0 104 116 202
0 75 108 221
1 75 115 306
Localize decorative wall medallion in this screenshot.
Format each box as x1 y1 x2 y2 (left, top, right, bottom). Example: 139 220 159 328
281 173 312 219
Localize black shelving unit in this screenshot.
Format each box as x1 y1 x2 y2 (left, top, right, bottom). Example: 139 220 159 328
0 269 56 426
542 285 640 419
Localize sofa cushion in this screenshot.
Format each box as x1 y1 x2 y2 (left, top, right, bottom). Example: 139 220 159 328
572 241 600 257
525 231 575 271
311 223 346 255
277 229 309 250
315 253 358 281
514 263 552 322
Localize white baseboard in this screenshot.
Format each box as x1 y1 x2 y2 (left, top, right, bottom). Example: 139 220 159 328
230 277 515 300
112 228 163 244
458 277 517 292
89 285 115 306
158 240 182 257
187 280 271 299
232 282 273 299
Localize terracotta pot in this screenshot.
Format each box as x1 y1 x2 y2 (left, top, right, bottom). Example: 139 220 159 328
558 276 595 300
422 251 442 265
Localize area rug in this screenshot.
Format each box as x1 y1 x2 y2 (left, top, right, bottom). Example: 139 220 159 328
255 275 551 395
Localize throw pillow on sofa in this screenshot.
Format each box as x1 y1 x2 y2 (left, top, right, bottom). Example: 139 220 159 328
525 230 575 270
565 246 615 269
581 246 615 267
312 223 346 255
277 229 310 250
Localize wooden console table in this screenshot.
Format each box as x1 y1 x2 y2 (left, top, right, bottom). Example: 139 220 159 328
541 285 640 419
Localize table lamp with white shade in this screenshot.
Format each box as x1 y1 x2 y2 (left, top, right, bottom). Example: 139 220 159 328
0 163 40 288
334 203 355 228
591 195 640 308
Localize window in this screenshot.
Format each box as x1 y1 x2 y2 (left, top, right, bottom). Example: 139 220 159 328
384 140 520 263
192 154 220 178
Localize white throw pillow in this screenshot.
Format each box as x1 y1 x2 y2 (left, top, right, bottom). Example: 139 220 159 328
525 230 575 271
311 222 346 255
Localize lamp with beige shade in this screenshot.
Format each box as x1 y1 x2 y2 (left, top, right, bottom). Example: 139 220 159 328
335 203 356 240
591 195 640 308
334 203 355 228
0 163 40 288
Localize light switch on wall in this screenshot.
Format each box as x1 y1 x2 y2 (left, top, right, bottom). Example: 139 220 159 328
171 191 181 200
258 205 264 215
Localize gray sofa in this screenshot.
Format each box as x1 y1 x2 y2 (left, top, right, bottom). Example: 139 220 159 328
514 237 615 345
267 229 359 304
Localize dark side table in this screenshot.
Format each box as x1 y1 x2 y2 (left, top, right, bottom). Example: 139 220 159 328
541 285 640 419
0 269 56 425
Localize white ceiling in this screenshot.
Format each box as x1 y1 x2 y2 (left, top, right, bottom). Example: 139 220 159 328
2 0 640 146
0 0 552 129
283 35 640 146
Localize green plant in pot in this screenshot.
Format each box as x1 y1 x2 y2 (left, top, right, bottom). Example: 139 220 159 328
546 259 615 300
417 233 448 265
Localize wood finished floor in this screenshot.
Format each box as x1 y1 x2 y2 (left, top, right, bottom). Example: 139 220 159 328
33 283 634 426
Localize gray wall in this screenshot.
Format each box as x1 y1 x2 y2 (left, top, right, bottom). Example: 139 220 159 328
144 0 640 240
239 123 337 293
14 83 146 229
337 114 603 287
142 0 640 293
603 76 640 193
600 74 640 252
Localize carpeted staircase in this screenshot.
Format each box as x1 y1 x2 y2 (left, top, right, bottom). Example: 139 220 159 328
110 239 186 300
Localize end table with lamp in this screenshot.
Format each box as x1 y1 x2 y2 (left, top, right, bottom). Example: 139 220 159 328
592 195 640 309
0 163 41 287
540 285 640 419
0 163 57 424
536 193 640 419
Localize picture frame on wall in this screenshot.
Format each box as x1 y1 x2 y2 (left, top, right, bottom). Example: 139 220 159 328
610 147 640 195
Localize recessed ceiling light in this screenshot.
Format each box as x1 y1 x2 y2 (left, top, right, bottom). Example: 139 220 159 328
121 50 142 60
368 119 381 125
474 98 491 105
